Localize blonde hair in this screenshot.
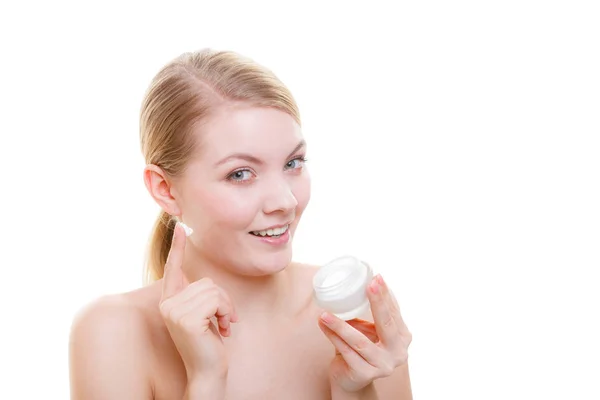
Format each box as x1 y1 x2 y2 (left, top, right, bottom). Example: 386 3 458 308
139 49 301 284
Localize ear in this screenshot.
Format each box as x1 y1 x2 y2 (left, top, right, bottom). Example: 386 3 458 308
143 164 182 216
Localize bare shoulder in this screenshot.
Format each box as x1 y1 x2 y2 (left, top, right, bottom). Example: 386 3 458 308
69 283 162 399
70 282 162 343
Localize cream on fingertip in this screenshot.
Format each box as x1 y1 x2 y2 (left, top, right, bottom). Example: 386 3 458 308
178 222 194 237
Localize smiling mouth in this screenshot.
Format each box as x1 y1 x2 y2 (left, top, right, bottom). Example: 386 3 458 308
249 224 289 238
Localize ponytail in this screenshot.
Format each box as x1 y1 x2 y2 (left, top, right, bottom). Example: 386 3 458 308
143 210 177 284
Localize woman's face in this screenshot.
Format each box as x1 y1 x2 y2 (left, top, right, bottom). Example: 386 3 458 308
172 105 311 275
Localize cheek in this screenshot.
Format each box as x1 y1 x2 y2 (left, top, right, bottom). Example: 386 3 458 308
201 187 260 228
293 172 311 214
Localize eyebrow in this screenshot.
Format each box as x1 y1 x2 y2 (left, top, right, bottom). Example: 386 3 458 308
215 139 306 167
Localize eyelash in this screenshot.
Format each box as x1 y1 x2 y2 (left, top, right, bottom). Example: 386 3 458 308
227 156 308 184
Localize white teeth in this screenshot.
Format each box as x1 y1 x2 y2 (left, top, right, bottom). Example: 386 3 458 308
251 224 289 237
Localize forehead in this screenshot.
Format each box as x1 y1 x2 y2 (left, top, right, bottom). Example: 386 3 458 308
197 105 303 160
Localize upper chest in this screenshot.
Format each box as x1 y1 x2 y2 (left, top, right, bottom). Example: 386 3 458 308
226 320 334 399
153 313 335 400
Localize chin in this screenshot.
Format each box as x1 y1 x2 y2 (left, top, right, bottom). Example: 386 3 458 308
244 247 293 277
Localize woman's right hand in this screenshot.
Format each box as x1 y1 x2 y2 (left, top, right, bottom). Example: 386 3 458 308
159 222 238 382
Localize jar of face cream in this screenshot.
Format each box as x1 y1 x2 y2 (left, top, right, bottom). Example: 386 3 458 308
313 255 374 321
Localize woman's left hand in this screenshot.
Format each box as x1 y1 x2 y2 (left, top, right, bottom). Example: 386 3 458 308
318 274 412 393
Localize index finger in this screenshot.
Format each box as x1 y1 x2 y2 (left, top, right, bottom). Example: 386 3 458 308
380 276 410 333
368 275 399 346
161 222 189 301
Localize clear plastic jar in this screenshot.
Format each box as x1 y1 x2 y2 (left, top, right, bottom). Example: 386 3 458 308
312 255 373 320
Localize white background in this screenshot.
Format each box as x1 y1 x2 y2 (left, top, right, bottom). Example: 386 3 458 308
1 1 598 399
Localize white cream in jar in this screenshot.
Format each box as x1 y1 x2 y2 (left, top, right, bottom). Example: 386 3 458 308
313 255 373 320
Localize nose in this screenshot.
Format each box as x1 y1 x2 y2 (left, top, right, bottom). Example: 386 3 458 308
263 180 298 215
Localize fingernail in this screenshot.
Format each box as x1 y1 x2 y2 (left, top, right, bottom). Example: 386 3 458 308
370 280 381 294
321 312 333 324
377 274 384 285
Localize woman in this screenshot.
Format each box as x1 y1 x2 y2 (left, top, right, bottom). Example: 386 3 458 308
69 49 413 399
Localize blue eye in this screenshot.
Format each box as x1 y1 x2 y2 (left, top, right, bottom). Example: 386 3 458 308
286 157 307 170
228 169 253 182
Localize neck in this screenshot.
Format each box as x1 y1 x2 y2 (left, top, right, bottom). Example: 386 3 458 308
181 249 295 322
